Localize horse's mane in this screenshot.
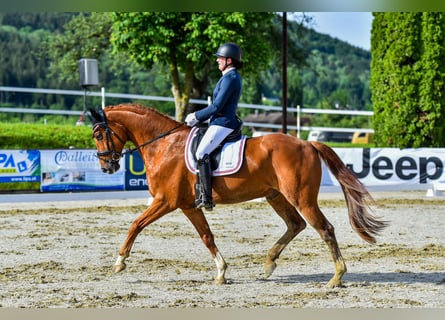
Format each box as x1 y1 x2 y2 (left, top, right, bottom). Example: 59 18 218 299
105 103 180 126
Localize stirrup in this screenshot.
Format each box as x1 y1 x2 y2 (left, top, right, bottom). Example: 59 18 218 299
194 197 214 211
194 181 214 211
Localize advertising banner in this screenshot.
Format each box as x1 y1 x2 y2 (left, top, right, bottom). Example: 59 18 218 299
124 151 148 191
323 148 445 188
3 147 445 192
40 149 125 192
123 147 445 191
0 150 40 183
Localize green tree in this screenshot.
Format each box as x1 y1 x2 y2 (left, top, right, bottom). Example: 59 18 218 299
44 13 175 113
110 12 275 120
45 12 114 86
371 12 445 147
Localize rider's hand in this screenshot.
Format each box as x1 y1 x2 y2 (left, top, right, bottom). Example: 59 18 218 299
185 113 199 127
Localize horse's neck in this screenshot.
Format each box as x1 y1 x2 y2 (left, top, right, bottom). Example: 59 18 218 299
139 111 179 142
108 108 179 146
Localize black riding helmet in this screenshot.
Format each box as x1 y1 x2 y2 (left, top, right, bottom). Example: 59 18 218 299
213 42 243 69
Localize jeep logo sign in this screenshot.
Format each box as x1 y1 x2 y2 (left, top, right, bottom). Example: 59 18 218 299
323 148 445 187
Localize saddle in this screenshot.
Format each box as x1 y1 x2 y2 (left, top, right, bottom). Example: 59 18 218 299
185 122 247 176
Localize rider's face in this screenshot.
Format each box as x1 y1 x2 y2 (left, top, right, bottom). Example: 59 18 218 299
216 56 232 72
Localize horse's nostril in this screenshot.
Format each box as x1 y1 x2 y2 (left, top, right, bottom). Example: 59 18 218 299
101 168 107 173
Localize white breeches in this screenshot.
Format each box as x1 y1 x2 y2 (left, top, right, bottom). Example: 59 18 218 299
195 125 234 160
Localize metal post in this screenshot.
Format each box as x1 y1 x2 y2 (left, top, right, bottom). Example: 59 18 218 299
297 105 301 138
101 87 105 109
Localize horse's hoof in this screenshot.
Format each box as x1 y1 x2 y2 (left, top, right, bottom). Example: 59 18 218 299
214 277 227 285
113 263 126 273
326 279 343 288
264 261 277 278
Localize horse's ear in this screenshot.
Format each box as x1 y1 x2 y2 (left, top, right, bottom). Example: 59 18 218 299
88 108 103 125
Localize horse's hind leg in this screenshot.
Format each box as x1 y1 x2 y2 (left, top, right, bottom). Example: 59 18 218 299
298 203 347 288
264 193 307 278
182 208 227 285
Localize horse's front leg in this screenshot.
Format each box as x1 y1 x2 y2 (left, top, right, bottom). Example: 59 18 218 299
182 208 227 285
114 199 172 273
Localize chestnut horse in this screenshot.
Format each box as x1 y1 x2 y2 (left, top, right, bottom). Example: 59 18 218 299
89 103 387 288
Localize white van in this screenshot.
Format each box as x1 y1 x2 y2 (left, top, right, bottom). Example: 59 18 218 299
307 130 353 143
307 130 321 141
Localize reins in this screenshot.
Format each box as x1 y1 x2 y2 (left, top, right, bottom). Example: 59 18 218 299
122 123 185 156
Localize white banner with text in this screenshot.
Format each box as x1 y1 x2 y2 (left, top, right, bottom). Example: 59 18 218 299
40 149 125 192
321 148 445 189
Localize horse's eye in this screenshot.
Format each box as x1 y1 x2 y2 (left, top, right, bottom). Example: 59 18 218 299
95 133 103 141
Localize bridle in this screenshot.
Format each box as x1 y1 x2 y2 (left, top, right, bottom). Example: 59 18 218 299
93 120 185 165
93 121 126 164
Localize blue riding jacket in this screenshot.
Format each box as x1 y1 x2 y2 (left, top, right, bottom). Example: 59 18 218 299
195 68 242 130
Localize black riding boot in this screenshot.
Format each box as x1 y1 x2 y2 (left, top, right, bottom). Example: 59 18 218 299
194 154 214 211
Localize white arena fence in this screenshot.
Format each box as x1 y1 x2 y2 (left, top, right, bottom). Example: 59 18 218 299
0 86 374 134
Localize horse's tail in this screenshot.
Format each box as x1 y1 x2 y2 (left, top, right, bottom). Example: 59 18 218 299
310 141 388 243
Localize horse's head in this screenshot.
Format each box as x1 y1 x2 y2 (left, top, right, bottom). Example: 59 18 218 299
89 108 127 174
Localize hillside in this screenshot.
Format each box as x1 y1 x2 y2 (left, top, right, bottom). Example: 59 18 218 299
0 13 371 124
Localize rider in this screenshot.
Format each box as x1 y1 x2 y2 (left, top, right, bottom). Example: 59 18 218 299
185 42 243 211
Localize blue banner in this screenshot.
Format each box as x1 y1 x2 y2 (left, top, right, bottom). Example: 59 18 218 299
125 151 148 191
0 150 40 183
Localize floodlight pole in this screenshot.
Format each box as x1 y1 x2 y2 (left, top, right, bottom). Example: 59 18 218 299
282 12 288 134
78 58 99 125
83 88 87 113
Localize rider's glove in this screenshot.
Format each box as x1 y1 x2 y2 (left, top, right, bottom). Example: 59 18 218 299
185 113 199 127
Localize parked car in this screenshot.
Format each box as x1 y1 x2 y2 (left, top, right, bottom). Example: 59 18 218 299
352 131 373 144
307 130 353 143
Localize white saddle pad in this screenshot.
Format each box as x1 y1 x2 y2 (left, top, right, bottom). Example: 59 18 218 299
185 127 247 176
